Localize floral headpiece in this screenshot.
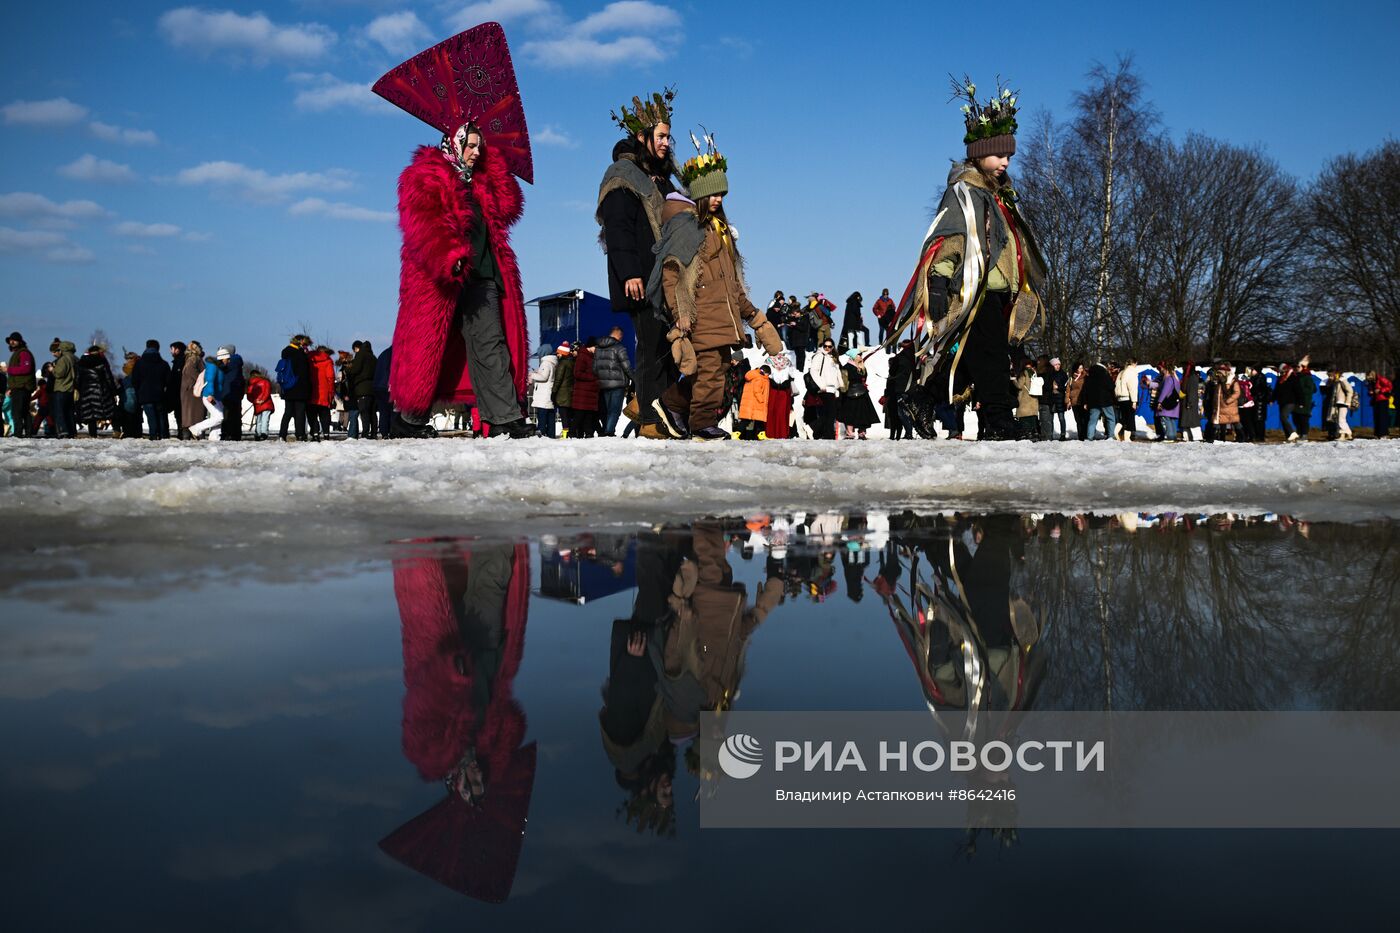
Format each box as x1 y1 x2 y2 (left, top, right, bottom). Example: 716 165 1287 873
680 128 727 188
949 74 1019 147
610 87 676 136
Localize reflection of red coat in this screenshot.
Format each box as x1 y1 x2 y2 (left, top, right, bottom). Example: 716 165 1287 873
393 542 531 782
389 145 528 416
308 351 335 407
386 541 534 904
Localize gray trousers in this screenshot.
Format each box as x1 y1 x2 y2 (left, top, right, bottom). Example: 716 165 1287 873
458 280 521 426
403 280 520 426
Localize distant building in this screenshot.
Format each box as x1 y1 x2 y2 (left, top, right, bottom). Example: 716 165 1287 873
528 289 634 354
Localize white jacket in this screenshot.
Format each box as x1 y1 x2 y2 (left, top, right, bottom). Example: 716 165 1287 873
805 350 843 393
1114 365 1140 404
528 354 557 409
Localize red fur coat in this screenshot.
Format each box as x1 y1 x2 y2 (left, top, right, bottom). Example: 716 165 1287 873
389 145 528 416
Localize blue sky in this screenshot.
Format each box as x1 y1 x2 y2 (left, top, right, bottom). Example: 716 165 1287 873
2 0 1397 368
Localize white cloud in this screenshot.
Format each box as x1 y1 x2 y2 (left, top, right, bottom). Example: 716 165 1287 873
58 154 137 183
446 0 563 31
288 73 391 113
0 227 67 250
175 160 354 203
517 2 682 69
0 226 95 264
288 197 393 223
363 11 431 55
535 124 577 148
2 97 89 126
0 192 110 227
46 246 96 263
157 7 336 65
114 221 183 238
90 121 160 146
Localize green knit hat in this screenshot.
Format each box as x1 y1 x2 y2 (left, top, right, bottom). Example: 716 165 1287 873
686 166 728 200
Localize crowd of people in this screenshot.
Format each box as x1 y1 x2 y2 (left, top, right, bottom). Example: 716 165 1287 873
3 326 1394 444
0 330 396 442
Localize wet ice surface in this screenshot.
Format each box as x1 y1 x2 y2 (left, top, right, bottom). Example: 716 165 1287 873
3 437 1400 530
3 510 1398 930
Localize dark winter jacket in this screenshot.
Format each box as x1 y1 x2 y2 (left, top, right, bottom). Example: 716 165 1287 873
131 348 172 405
552 354 575 408
76 353 117 423
1249 372 1271 409
886 345 916 397
6 342 36 390
165 350 185 413
842 294 864 331
571 348 601 411
596 141 675 314
346 346 376 398
280 344 312 401
1080 364 1115 409
373 345 393 399
217 354 245 404
592 335 633 389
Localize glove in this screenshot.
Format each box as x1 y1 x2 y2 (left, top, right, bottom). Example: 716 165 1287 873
751 319 784 356
927 273 952 319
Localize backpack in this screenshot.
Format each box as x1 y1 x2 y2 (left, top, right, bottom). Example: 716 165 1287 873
192 370 205 398
274 356 297 391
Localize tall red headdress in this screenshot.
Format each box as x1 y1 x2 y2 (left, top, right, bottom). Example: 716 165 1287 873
372 22 534 184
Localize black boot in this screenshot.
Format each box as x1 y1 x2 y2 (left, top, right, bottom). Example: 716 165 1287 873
484 419 534 439
391 419 438 439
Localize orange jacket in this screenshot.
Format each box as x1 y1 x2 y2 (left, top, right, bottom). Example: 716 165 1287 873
739 368 770 422
309 351 335 407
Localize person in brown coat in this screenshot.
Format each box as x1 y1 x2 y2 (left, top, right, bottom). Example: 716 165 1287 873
648 137 783 440
180 340 206 437
1207 363 1243 442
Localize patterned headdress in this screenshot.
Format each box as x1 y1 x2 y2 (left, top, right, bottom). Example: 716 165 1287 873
949 74 1020 159
611 87 676 136
372 22 534 184
680 128 728 199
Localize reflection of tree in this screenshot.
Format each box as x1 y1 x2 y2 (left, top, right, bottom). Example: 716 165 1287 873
1027 515 1400 711
1299 522 1400 708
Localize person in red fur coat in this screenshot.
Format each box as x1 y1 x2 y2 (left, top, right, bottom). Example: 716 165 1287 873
388 122 532 439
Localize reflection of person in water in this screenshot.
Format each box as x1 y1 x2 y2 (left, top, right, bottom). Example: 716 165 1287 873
876 514 1044 854
380 541 536 904
600 528 687 837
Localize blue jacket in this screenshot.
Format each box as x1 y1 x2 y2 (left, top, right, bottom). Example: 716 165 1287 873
131 348 172 405
202 359 224 400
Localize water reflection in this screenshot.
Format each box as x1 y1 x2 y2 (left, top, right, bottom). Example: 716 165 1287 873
373 512 1399 900
380 541 535 904
6 509 1395 925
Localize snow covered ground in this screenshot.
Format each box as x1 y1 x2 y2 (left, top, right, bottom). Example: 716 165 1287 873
3 436 1398 529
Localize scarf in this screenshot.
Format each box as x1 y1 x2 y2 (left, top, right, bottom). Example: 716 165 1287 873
439 123 476 184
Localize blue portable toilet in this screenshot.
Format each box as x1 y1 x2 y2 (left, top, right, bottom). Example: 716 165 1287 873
529 289 634 355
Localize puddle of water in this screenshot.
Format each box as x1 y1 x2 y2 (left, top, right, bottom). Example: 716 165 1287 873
2 511 1397 928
